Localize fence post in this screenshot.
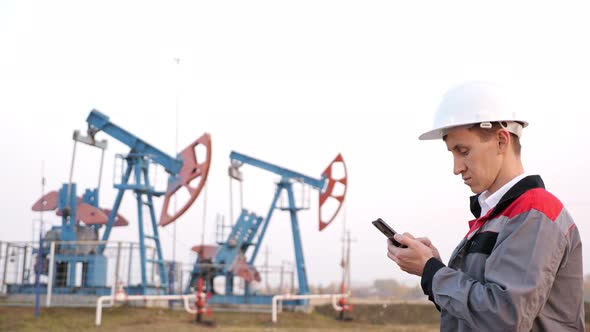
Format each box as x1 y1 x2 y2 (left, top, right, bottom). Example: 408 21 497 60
114 242 122 293
35 233 43 317
2 243 10 294
46 241 55 307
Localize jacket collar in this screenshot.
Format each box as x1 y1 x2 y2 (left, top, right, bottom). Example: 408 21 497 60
469 175 545 219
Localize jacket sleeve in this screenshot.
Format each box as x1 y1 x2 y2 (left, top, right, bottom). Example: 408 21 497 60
421 209 568 331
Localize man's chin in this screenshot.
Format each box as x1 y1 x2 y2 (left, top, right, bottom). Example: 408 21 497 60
468 185 484 194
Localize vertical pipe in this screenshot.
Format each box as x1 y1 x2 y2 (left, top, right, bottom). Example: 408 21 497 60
239 181 243 212
179 266 184 294
168 262 175 306
346 231 351 291
95 297 104 326
2 244 10 293
229 178 234 226
272 296 278 323
14 247 21 285
279 263 284 292
97 148 106 191
40 161 45 235
114 242 122 292
0 242 2 292
290 268 295 294
127 243 133 285
133 162 148 292
150 248 159 284
0 242 4 293
22 246 28 284
286 183 309 295
200 184 208 251
67 140 78 206
46 242 55 307
34 233 43 317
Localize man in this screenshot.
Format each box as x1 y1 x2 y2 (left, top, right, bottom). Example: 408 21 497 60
387 81 585 331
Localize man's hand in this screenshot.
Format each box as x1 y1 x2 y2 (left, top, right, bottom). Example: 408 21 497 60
387 232 435 276
415 237 441 262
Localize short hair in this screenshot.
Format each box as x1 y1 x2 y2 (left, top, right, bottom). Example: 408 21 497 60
468 122 521 155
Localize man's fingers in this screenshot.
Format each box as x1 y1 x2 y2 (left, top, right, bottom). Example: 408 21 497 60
394 233 412 247
387 251 399 264
403 232 416 240
416 237 432 247
388 240 403 256
387 251 409 272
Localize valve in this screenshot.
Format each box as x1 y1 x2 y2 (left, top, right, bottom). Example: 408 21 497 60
336 281 353 321
194 277 212 323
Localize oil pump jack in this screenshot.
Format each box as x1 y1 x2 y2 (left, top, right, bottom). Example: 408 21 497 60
188 151 347 305
29 109 211 295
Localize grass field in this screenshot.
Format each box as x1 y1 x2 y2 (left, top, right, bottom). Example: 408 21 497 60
0 302 588 332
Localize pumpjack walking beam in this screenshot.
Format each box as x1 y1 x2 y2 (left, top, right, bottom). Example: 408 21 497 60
84 110 212 293
228 151 347 295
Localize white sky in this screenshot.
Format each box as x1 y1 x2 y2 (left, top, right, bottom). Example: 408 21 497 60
1 1 589 288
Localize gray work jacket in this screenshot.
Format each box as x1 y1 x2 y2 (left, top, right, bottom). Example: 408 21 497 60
421 175 585 331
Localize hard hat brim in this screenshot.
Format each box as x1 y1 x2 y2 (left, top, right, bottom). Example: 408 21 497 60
418 120 528 141
418 127 448 140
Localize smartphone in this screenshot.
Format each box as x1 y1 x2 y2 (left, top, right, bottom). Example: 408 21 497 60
372 218 407 248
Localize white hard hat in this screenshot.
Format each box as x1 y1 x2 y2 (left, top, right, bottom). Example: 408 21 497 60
419 81 528 140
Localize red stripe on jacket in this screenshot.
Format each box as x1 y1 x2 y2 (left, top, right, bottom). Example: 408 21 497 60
500 188 563 222
466 188 563 238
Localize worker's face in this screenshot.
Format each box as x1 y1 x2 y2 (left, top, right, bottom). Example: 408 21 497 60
444 127 502 194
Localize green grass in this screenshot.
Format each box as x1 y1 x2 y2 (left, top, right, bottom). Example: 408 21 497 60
0 305 438 332
1 302 588 332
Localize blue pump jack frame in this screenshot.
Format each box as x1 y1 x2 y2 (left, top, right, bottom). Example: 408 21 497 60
92 152 169 293
229 151 327 298
22 183 111 293
259 179 311 295
98 153 168 294
87 110 180 293
14 110 178 296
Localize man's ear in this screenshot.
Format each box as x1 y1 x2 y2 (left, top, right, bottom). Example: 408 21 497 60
497 130 510 154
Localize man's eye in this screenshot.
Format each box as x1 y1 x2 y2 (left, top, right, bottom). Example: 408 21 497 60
460 150 469 156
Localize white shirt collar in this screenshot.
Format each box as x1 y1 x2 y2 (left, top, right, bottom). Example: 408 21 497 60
478 173 528 218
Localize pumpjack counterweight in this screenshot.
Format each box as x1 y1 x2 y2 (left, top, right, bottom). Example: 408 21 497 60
26 109 212 295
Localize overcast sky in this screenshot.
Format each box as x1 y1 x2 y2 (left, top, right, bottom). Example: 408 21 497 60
1 1 589 288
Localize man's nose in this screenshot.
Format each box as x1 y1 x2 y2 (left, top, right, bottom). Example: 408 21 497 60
453 157 465 175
